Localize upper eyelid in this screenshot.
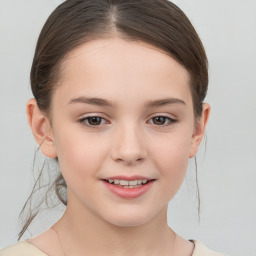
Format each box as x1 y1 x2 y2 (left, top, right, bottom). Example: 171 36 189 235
78 113 176 118
79 113 109 119
150 115 176 120
147 113 177 120
147 116 176 123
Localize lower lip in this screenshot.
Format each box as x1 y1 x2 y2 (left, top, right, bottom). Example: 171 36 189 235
102 180 154 199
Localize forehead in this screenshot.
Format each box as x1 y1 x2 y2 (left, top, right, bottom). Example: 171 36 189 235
55 37 192 106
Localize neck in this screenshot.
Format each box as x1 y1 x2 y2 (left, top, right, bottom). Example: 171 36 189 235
53 200 177 256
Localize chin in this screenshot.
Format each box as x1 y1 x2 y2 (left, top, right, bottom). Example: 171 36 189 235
100 207 160 228
106 216 151 228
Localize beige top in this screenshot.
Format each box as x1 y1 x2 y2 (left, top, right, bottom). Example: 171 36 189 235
0 240 227 256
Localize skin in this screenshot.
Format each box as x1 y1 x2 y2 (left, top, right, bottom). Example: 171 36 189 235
27 37 210 256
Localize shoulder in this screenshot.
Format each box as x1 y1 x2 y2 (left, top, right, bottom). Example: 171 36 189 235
192 240 228 256
0 241 47 256
0 239 229 256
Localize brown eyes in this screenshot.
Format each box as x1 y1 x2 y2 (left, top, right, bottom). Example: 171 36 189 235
149 116 176 126
86 117 105 126
79 116 107 126
78 115 177 127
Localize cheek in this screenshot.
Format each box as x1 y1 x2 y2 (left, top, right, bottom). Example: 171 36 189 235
149 129 192 193
53 128 109 182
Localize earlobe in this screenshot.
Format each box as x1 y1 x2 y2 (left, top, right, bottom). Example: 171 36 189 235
189 103 210 158
26 98 57 158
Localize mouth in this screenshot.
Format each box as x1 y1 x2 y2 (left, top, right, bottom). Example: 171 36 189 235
102 176 155 199
103 178 153 188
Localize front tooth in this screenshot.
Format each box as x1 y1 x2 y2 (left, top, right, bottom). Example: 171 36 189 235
142 179 147 184
114 179 120 185
108 179 113 184
128 180 138 186
120 180 129 185
137 180 142 185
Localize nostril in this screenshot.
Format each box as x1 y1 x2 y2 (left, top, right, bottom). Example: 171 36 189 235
111 145 147 164
115 156 144 164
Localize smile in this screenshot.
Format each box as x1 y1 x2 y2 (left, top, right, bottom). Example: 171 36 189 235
105 179 149 188
102 177 155 199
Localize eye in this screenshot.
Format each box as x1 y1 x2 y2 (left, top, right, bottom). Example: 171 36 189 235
149 116 177 126
79 116 107 126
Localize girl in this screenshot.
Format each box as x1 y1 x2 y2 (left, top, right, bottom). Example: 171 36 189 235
0 0 226 255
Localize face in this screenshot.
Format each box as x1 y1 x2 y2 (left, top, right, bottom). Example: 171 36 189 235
40 38 207 227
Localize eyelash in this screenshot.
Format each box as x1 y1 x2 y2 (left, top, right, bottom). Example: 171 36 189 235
78 116 108 127
148 116 177 126
78 115 177 127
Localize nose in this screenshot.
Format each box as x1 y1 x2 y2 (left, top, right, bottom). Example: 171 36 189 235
110 124 147 165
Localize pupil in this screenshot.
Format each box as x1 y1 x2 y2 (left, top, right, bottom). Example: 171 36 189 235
153 116 166 125
89 117 101 125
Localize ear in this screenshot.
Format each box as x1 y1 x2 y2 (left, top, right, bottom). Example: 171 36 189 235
26 98 57 158
189 103 210 158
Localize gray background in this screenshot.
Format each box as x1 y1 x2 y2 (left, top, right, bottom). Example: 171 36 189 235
0 1 255 255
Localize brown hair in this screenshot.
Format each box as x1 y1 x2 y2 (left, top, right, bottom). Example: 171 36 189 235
19 0 208 240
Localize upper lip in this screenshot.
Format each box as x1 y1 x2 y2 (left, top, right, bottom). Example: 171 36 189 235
103 175 153 181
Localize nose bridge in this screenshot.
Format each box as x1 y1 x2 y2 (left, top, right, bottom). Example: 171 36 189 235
111 120 147 165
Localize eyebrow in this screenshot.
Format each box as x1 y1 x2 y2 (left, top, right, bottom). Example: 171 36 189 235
68 96 186 108
145 98 186 108
69 97 114 107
